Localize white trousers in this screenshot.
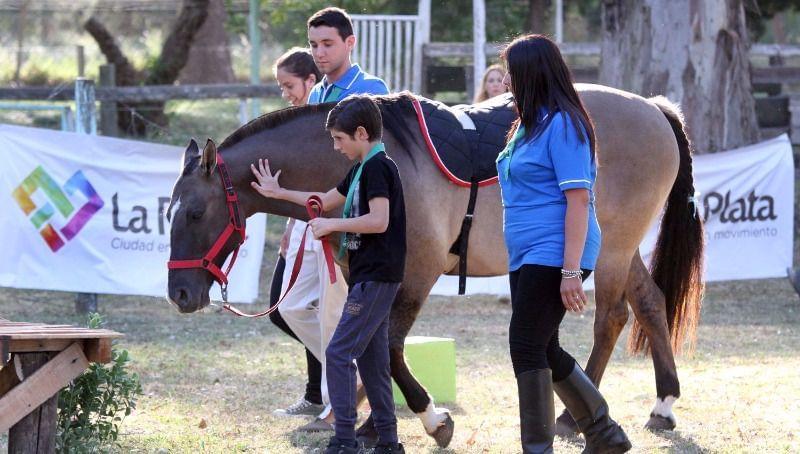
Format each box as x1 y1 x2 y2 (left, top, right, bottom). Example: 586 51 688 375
278 219 349 407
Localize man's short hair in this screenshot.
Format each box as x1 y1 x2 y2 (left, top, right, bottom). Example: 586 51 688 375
308 7 354 41
326 95 382 141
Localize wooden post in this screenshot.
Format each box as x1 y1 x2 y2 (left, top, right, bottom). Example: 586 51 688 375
74 77 98 313
7 353 57 454
472 0 486 101
789 94 800 146
554 0 563 43
74 78 97 135
76 45 85 77
465 65 475 103
99 64 118 137
239 98 248 125
413 0 431 94
248 0 261 119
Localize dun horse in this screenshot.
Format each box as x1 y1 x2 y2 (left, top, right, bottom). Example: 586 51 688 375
166 86 703 448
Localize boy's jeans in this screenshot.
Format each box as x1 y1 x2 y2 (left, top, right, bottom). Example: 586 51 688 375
326 281 401 444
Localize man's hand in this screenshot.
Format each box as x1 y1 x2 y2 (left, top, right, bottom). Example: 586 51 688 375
308 217 336 239
250 158 282 199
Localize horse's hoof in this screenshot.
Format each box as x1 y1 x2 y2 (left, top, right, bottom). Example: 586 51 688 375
645 413 676 431
429 413 455 448
356 423 379 449
555 411 580 438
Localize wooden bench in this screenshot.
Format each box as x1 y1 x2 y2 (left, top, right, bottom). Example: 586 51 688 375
0 318 122 453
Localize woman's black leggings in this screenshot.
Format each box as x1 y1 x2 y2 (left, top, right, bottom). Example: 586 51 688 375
269 254 323 404
509 264 590 381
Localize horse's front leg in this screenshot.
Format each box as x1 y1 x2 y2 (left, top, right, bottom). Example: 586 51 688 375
556 252 631 437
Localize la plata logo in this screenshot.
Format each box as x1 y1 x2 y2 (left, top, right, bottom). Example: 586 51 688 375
12 166 104 252
703 190 776 223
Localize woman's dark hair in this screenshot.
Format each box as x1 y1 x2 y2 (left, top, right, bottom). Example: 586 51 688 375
501 34 595 157
326 94 382 141
308 7 354 41
274 47 322 82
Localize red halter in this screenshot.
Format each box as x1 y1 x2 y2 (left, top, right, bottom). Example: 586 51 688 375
167 152 246 302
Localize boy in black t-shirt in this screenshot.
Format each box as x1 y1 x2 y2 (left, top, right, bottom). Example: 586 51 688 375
250 95 406 454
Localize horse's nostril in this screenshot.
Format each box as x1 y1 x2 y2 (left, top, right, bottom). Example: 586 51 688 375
178 288 188 303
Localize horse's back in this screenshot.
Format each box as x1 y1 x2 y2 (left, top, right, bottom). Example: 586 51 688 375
577 84 681 250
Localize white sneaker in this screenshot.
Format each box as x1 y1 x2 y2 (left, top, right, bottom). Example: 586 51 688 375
273 397 324 417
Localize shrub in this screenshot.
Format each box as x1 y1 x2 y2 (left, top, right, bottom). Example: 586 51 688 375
56 313 142 452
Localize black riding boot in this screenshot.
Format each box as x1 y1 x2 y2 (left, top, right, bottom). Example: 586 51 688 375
553 364 632 454
517 369 555 454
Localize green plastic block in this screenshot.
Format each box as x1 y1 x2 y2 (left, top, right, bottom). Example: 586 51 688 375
391 336 456 405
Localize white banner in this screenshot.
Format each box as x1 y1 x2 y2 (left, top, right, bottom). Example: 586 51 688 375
0 124 265 303
432 134 795 295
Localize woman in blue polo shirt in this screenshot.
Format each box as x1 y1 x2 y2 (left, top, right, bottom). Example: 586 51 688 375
497 35 631 454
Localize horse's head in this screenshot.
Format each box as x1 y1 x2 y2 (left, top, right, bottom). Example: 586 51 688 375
166 138 243 313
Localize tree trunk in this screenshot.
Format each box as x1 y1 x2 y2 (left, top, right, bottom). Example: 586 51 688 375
84 0 210 136
599 0 760 153
528 0 551 34
180 0 235 84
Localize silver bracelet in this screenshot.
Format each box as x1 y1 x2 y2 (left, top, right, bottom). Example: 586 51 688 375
561 268 582 279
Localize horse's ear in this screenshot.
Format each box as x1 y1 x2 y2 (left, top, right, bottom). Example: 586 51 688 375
201 138 217 176
182 138 199 170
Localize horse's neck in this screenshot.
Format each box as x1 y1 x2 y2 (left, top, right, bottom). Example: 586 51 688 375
223 132 339 221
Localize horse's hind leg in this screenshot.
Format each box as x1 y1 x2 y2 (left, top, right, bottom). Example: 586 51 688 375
355 278 454 448
626 250 680 430
555 252 631 437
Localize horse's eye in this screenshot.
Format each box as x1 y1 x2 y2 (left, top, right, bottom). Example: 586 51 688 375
190 209 204 220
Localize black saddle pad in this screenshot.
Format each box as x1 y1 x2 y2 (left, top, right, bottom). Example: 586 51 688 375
414 94 516 186
453 93 517 183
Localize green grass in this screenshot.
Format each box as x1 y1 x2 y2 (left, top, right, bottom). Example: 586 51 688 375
1 260 799 452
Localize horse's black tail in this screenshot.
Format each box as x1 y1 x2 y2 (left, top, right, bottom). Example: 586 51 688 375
628 97 705 356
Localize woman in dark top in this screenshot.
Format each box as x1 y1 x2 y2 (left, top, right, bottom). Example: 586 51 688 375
496 34 631 453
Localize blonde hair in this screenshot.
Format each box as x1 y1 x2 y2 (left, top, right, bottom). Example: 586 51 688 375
474 64 507 103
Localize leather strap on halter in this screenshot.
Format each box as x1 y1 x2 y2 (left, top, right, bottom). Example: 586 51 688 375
222 195 338 318
167 153 246 301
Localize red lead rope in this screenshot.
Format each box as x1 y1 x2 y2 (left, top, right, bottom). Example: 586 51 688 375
222 195 338 318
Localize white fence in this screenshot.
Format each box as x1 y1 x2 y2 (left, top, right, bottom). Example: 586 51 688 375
352 6 430 93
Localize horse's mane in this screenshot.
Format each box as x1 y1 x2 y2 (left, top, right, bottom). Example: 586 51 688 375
218 102 333 149
217 93 419 166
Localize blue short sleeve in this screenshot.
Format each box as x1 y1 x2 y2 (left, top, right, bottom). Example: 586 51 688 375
548 113 593 191
308 83 324 105
362 78 390 95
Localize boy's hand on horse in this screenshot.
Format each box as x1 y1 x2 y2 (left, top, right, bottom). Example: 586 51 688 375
250 158 282 198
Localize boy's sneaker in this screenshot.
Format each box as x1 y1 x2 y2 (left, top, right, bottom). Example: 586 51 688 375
323 437 359 454
272 396 324 417
370 442 405 454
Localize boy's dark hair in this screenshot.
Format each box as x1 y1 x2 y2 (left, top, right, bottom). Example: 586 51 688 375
326 95 382 141
274 47 322 82
308 7 354 41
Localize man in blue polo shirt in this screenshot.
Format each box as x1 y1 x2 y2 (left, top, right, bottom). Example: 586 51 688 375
307 8 389 104
275 6 390 435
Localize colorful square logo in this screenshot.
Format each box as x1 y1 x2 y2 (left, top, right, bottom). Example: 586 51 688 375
12 166 104 252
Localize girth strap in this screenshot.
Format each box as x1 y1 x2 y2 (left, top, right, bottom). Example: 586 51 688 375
449 179 480 295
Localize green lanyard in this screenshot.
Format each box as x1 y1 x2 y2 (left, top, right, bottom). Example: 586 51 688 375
339 142 385 258
323 85 343 103
496 125 525 180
